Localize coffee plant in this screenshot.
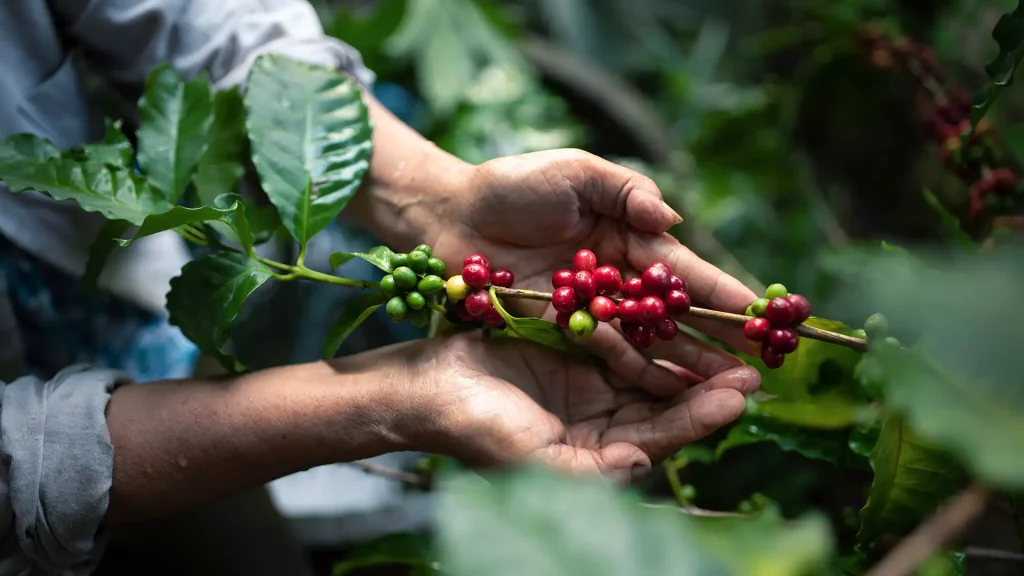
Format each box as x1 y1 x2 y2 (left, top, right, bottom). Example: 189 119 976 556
2 3 1024 569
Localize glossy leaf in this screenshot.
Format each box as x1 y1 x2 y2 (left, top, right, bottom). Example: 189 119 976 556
438 467 833 576
245 54 373 246
124 197 249 247
72 119 133 169
137 65 213 202
332 532 437 576
194 87 247 204
487 287 587 356
166 253 273 372
330 245 396 273
857 412 965 546
749 394 877 430
748 318 862 399
322 291 389 359
969 0 1024 129
716 413 866 468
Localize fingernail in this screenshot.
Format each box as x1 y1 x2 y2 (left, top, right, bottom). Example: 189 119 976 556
663 201 683 224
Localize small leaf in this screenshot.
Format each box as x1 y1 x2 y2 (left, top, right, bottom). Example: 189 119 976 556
245 54 373 246
193 87 247 204
969 0 1024 129
137 65 214 202
0 133 60 163
748 318 862 399
921 188 973 249
749 394 878 430
332 533 436 576
330 245 396 272
126 197 248 246
82 219 133 290
716 412 866 467
166 253 273 372
857 412 965 547
487 287 586 356
71 119 133 169
323 291 389 359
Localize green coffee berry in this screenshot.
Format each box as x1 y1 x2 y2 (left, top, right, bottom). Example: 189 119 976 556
393 266 417 290
405 291 426 310
744 304 755 317
418 275 443 295
427 257 446 277
380 275 396 298
408 309 430 328
881 336 901 349
851 328 867 340
390 253 409 269
408 250 429 273
750 298 770 317
386 296 408 321
446 275 470 301
414 244 432 257
680 485 697 501
568 310 597 339
765 283 788 300
864 313 889 340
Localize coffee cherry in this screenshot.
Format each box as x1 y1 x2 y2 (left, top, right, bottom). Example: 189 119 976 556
765 283 788 300
552 286 578 313
414 244 432 256
446 275 470 301
552 269 574 289
408 309 430 328
743 318 771 342
490 269 514 288
768 327 799 353
390 253 409 269
569 310 597 338
627 324 656 349
465 290 492 317
664 290 691 316
393 266 418 290
464 253 491 269
881 336 902 349
744 305 755 317
556 311 572 328
483 307 505 328
761 344 785 369
669 275 687 292
380 274 397 298
405 291 426 311
455 300 474 322
787 294 812 324
418 275 443 295
623 277 645 299
656 318 678 341
589 296 617 322
573 270 597 302
594 265 623 295
463 263 490 289
765 297 795 325
750 298 769 317
864 313 889 340
851 329 867 340
408 250 429 273
386 296 408 322
638 296 667 326
427 257 446 277
574 249 598 272
641 264 672 296
617 299 641 323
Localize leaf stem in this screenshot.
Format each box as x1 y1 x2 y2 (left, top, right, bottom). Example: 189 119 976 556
294 264 378 289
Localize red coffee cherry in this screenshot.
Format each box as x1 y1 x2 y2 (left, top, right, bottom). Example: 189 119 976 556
463 253 491 269
573 270 597 302
623 278 645 299
743 318 771 342
786 294 812 324
627 324 657 349
593 265 623 295
465 289 492 317
552 269 575 289
462 263 490 289
555 310 573 328
617 299 641 324
641 263 672 296
589 296 617 322
761 344 786 369
552 287 578 313
638 296 667 326
482 307 505 328
765 297 796 325
664 290 691 316
768 327 799 354
574 249 598 272
655 318 678 341
455 300 475 322
669 275 687 292
490 269 514 288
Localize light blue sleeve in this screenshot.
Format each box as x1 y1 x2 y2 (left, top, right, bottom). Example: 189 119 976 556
0 366 131 575
48 0 375 89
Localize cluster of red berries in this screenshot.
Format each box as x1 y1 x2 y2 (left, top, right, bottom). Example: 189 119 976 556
742 283 811 369
445 253 514 329
550 251 691 349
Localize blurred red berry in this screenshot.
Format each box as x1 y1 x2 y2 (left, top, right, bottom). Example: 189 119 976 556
574 249 597 272
655 318 678 341
765 297 796 325
573 270 597 301
462 263 490 288
638 296 667 326
664 290 691 316
465 290 492 317
593 265 623 295
786 294 812 324
556 310 573 328
463 253 490 269
623 277 645 299
743 318 771 342
617 299 641 324
641 263 672 296
483 307 505 328
669 275 686 291
455 300 474 322
761 344 786 369
552 287 578 313
490 269 514 287
627 324 657 349
589 296 617 322
552 269 575 289
768 327 799 354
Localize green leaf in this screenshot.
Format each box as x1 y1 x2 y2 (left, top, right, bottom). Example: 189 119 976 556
0 134 172 224
748 318 862 399
71 119 133 169
137 65 214 202
322 291 389 359
245 54 373 246
193 88 247 204
915 551 965 576
167 253 273 372
82 219 133 291
125 196 249 247
330 245 396 273
332 533 436 576
969 0 1024 129
857 412 965 546
438 467 833 576
749 394 878 430
716 412 866 467
487 287 587 356
921 188 973 249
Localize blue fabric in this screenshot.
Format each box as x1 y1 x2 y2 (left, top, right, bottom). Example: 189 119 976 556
0 236 198 383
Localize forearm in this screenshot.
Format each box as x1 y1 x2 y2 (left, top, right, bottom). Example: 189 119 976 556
343 95 473 251
105 357 409 524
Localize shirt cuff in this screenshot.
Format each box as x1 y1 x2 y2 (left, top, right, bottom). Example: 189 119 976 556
1 366 131 575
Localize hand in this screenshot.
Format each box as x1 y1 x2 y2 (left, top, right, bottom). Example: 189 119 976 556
369 331 759 482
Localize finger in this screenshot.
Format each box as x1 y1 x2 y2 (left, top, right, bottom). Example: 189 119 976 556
678 365 761 401
552 150 681 234
532 442 652 485
649 327 747 379
602 388 745 462
652 359 705 386
581 320 690 397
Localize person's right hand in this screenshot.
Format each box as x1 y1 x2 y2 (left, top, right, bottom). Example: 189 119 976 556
347 330 759 482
